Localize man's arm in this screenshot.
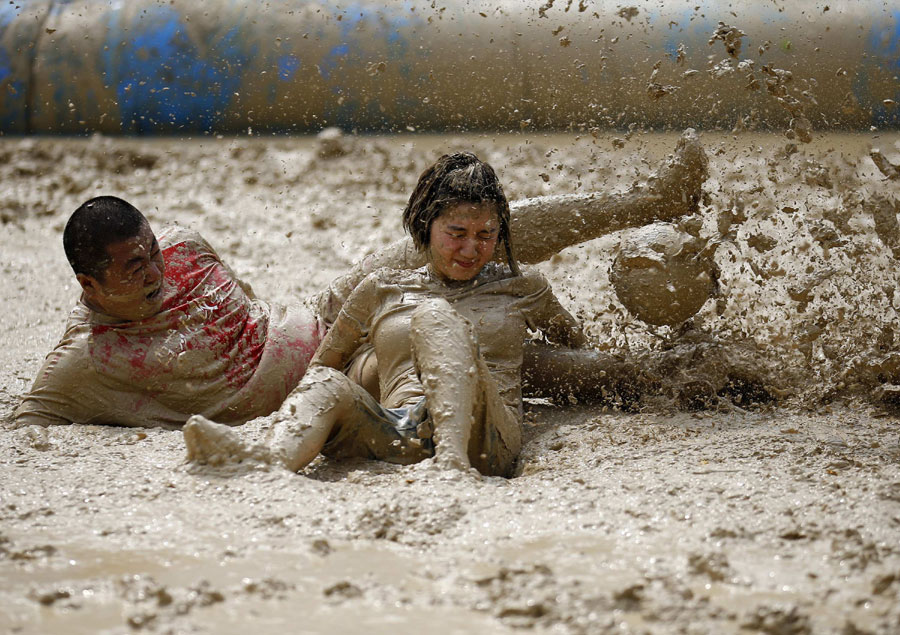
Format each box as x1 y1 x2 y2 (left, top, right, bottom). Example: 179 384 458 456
13 340 95 428
12 404 70 428
14 330 189 429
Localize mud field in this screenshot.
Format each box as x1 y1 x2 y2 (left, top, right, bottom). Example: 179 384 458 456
2 131 900 634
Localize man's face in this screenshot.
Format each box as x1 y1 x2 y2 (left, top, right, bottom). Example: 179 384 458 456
78 223 166 321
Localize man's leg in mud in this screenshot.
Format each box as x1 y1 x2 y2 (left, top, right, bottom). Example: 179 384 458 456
410 298 521 477
509 128 708 263
521 342 657 408
313 129 708 324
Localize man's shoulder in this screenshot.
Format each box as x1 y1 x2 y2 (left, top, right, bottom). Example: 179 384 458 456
158 225 218 258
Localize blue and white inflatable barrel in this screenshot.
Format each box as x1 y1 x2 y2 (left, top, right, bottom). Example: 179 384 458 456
1 0 897 134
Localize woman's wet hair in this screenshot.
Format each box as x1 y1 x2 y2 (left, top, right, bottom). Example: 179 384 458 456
402 152 520 275
64 196 149 281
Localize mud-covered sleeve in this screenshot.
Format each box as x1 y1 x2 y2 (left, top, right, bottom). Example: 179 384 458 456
310 272 382 371
14 351 190 429
517 272 588 348
12 344 109 427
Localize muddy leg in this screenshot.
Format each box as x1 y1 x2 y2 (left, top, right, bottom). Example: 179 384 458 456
410 299 522 474
266 366 374 471
183 415 272 467
508 128 708 263
269 366 431 468
470 358 521 477
409 299 479 471
184 366 359 471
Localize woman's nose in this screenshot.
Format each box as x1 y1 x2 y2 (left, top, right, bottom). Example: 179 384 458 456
458 237 478 257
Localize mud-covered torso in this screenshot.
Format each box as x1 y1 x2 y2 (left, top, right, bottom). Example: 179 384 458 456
88 231 265 394
14 227 322 427
340 264 557 412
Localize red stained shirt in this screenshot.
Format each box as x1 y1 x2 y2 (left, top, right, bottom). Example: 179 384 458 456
14 227 324 428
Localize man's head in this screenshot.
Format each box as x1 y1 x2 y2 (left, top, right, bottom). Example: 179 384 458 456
64 196 165 321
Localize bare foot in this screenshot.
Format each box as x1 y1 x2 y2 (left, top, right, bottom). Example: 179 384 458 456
183 415 270 467
644 128 709 219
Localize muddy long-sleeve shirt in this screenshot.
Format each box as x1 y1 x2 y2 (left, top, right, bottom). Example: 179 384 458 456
13 227 325 428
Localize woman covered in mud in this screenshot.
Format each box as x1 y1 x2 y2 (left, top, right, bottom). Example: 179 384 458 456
183 152 589 477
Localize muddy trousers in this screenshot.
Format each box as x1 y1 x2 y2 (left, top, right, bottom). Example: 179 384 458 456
270 298 521 477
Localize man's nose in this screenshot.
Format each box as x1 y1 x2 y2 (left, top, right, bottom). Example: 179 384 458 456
146 261 163 284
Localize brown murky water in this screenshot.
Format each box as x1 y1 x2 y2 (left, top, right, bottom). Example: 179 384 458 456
1 131 899 633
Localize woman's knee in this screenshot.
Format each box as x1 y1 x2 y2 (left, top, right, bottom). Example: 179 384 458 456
410 297 455 330
284 365 356 415
410 298 476 352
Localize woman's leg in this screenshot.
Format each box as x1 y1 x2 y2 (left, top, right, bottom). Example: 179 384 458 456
409 298 521 477
183 366 353 470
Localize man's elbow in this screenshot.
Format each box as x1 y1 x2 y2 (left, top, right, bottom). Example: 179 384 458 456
11 410 69 429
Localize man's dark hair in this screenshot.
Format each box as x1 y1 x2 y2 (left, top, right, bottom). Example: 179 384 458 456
402 152 519 275
63 196 148 281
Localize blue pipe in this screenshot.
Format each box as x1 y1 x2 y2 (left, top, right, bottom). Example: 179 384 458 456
1 0 897 134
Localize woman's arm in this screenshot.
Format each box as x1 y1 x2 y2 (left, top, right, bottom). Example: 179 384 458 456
309 313 365 371
310 272 381 370
537 299 589 349
521 273 589 349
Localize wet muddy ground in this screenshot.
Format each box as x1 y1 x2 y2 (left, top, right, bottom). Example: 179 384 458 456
2 131 899 633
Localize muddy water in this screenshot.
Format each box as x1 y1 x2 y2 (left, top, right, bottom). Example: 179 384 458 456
1 132 899 633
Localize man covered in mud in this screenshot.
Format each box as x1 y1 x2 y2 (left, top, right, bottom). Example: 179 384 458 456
13 130 708 429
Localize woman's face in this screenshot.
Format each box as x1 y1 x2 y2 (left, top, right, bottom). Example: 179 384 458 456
428 202 499 282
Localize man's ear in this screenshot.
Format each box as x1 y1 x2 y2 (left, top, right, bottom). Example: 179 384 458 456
76 273 100 299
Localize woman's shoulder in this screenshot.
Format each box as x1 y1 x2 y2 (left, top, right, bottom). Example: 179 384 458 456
361 266 428 286
349 267 429 301
479 264 548 290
